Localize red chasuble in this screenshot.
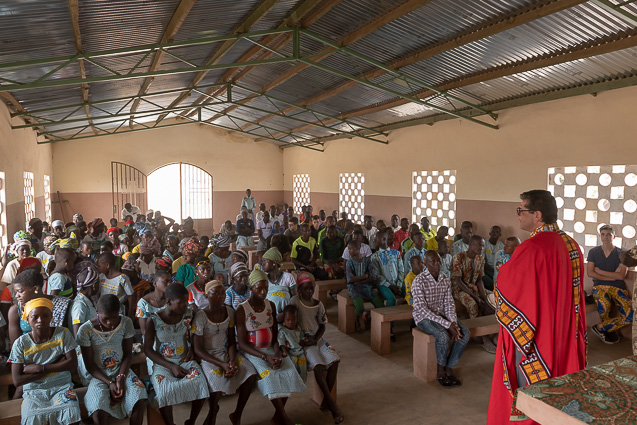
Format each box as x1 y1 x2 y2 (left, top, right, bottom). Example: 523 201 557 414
487 224 587 424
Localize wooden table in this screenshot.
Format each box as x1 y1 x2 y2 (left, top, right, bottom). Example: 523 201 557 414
517 355 637 424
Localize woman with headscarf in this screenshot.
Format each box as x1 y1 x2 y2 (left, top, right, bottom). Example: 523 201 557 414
261 247 297 316
36 235 58 275
107 227 126 256
236 270 305 425
225 262 250 310
163 234 181 263
1 239 35 284
192 279 257 425
9 297 81 425
208 235 233 284
84 218 107 256
175 238 202 286
7 269 73 345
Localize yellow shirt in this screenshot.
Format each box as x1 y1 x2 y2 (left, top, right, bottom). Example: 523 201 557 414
426 237 452 252
132 244 141 254
404 271 417 307
172 256 185 274
420 228 436 241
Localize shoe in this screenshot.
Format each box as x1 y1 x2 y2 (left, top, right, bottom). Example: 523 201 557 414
591 324 611 344
585 293 596 305
437 376 453 387
605 331 620 344
482 344 497 354
447 375 462 386
390 333 396 342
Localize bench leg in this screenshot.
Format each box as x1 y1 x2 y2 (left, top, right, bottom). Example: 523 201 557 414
413 335 438 382
338 299 355 334
311 371 338 406
371 319 391 355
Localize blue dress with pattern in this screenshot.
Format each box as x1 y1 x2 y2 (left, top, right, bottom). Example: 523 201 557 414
77 316 148 418
71 292 97 385
149 309 210 408
9 327 81 425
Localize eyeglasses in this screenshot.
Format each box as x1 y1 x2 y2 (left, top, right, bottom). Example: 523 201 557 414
516 207 535 216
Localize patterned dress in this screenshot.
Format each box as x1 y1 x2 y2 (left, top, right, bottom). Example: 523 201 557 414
193 308 256 394
149 309 209 408
136 296 166 373
76 317 148 418
9 328 81 425
99 273 134 315
240 299 306 399
266 271 296 314
277 325 307 382
289 296 340 369
71 292 97 385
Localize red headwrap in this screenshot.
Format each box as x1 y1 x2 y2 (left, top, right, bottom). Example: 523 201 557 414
107 227 120 236
19 257 42 273
182 238 201 257
296 271 315 287
156 256 172 269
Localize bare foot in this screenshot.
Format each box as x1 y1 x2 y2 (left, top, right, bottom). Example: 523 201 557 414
229 412 240 425
332 411 345 424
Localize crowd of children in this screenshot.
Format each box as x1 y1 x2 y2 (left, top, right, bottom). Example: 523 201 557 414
0 198 528 424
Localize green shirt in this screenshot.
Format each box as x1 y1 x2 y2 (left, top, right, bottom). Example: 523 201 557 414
320 236 345 261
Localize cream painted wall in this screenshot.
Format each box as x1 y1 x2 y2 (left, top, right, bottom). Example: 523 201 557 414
0 102 53 235
283 85 637 203
51 120 284 193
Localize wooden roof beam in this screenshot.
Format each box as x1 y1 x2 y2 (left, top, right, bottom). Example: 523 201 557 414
244 0 586 130
68 0 97 135
207 0 435 123
259 29 637 141
128 0 198 128
154 0 282 124
180 0 337 118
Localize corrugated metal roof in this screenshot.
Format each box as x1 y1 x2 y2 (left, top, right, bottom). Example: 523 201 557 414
1 0 637 146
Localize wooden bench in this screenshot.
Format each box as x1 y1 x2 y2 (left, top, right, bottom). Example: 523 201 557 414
412 314 499 382
370 304 413 355
313 279 347 306
337 292 355 334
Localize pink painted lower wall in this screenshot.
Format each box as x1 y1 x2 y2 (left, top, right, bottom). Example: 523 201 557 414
52 190 285 236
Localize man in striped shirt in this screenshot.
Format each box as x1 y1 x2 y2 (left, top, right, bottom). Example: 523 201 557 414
412 250 470 387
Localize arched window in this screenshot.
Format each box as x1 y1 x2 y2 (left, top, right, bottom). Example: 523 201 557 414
148 163 212 223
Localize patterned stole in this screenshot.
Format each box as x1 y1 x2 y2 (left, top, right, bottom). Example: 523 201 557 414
494 223 584 421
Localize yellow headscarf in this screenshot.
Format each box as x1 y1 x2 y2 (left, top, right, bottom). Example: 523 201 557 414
22 298 53 321
205 280 225 293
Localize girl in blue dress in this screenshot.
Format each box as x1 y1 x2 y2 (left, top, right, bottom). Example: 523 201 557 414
77 294 147 425
9 298 81 425
144 283 209 425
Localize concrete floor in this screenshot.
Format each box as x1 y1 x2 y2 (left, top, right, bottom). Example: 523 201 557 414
145 300 632 425
1 300 629 424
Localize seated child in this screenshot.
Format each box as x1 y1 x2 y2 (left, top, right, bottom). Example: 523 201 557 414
144 283 209 425
345 240 383 332
97 252 135 319
186 258 212 313
319 225 345 279
77 295 148 424
438 239 452 278
225 262 250 310
403 231 426 276
136 270 170 336
80 240 97 262
36 235 58 276
47 248 76 298
9 298 81 425
208 235 233 284
138 248 156 283
291 223 328 280
277 304 308 382
192 281 257 425
404 255 424 307
121 255 152 300
290 272 343 424
262 247 297 316
412 251 470 387
372 230 405 307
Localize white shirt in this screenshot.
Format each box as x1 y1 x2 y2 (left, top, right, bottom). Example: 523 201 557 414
121 205 141 221
257 220 273 239
342 243 372 260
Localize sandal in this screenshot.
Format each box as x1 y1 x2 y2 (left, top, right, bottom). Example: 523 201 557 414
361 311 371 331
447 375 462 386
482 344 497 354
437 376 453 387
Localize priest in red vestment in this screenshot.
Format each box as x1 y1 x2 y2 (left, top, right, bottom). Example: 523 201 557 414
487 190 587 424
